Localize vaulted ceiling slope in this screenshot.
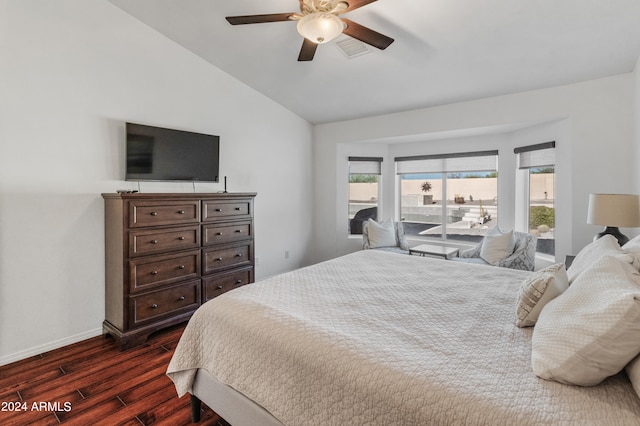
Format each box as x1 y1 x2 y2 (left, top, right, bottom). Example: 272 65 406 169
108 0 640 124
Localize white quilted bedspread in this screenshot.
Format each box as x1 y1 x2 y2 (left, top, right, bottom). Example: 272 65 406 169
167 250 640 425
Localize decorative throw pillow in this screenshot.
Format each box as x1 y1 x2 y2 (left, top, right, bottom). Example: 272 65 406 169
515 263 568 327
532 255 640 386
395 221 410 251
479 227 514 265
567 234 635 283
367 219 397 248
626 354 640 400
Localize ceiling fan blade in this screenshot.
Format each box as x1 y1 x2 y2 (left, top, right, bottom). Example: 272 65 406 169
344 0 378 12
298 38 318 61
226 13 295 25
341 18 394 50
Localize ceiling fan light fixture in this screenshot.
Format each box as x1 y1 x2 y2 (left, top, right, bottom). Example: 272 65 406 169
296 12 344 44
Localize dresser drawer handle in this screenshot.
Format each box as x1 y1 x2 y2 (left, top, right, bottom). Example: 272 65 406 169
216 257 223 261
216 232 223 236
235 253 243 258
178 210 185 214
215 208 222 212
216 285 223 290
178 296 185 301
236 279 243 284
150 212 158 216
178 265 185 270
151 270 158 275
151 304 158 309
178 236 185 240
150 240 158 244
234 207 241 211
235 229 242 233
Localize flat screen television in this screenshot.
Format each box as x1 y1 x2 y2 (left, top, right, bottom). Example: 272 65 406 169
126 122 220 182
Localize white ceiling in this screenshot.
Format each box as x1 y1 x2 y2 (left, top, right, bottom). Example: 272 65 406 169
108 0 640 124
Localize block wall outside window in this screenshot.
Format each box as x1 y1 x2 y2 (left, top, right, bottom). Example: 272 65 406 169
399 172 498 243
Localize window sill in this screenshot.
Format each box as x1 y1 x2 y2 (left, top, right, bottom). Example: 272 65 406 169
534 252 557 270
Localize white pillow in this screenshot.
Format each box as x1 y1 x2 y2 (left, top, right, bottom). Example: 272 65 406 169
623 234 640 251
515 263 568 328
367 219 397 248
626 354 640 400
479 227 514 265
623 235 640 270
567 234 635 283
532 255 640 386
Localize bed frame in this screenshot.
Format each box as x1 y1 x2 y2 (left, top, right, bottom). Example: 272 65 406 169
190 369 283 425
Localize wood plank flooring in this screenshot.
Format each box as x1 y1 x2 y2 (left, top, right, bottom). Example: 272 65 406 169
0 324 228 425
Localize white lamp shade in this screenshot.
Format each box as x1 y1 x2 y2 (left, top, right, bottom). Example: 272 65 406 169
587 194 640 227
297 12 344 44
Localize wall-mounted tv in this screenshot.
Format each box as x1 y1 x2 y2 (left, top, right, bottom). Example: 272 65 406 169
126 122 220 182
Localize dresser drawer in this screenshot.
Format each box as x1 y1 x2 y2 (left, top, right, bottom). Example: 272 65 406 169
131 280 201 326
202 200 252 222
202 221 252 246
129 226 200 257
202 267 253 302
129 200 199 228
203 243 253 275
129 250 200 293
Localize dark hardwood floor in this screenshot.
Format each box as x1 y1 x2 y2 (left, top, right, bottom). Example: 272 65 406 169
0 324 228 425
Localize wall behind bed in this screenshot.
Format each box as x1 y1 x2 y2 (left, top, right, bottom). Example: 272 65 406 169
313 72 636 265
0 1 313 365
635 56 640 190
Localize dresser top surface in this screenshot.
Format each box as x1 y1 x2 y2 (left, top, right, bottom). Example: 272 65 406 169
102 192 256 200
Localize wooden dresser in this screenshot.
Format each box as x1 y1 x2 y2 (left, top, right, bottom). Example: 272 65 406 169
102 192 256 350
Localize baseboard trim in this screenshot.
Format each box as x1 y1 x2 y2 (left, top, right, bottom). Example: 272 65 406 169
0 327 103 367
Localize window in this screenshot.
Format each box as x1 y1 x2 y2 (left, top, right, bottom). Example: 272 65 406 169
396 151 498 244
348 157 382 235
515 142 555 256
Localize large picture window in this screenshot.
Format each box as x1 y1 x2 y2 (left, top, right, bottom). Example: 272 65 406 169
348 157 382 235
396 151 498 244
515 142 555 255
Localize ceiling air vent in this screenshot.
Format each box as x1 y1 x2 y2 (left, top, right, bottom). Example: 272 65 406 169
335 37 371 59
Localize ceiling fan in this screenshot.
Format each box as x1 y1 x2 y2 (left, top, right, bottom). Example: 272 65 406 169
226 0 394 61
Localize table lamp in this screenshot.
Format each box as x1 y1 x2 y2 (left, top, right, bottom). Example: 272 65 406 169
586 193 640 246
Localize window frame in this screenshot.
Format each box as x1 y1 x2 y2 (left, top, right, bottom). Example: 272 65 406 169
395 150 499 243
514 142 556 256
348 157 383 235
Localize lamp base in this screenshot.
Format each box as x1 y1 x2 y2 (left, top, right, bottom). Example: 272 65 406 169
594 226 629 246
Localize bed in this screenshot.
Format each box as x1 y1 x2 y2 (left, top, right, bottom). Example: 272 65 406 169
167 248 640 425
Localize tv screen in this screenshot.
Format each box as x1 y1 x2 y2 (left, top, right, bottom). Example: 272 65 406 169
126 122 220 182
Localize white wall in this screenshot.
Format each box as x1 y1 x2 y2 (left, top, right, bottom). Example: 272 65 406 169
636 56 640 191
313 73 635 264
0 1 313 365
